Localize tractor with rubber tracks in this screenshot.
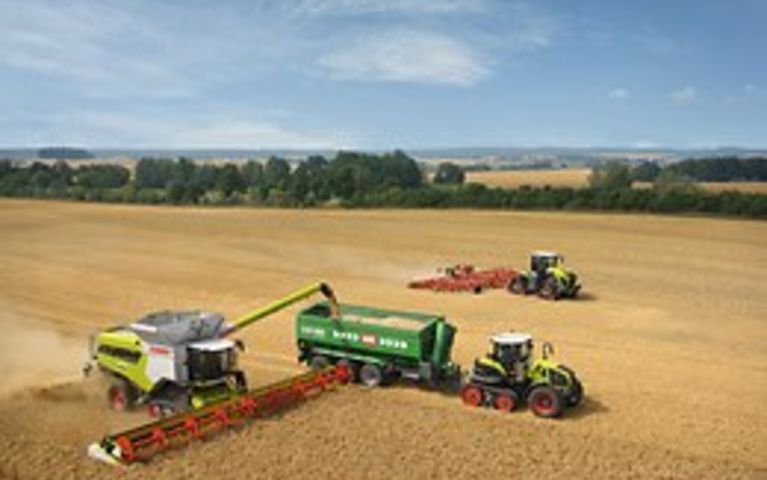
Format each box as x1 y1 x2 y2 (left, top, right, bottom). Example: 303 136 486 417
460 332 583 418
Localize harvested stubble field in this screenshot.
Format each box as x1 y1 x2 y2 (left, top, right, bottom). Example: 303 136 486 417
467 168 767 194
0 199 765 479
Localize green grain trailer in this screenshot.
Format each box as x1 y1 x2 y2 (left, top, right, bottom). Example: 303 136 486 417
296 302 459 387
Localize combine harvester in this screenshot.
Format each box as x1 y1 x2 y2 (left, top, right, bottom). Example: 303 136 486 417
408 251 581 300
86 282 349 465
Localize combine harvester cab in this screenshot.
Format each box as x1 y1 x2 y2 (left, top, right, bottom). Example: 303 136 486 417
296 302 461 388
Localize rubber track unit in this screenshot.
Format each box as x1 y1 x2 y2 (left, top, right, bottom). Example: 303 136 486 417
88 365 350 466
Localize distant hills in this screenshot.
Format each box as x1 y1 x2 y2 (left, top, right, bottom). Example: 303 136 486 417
1 146 766 167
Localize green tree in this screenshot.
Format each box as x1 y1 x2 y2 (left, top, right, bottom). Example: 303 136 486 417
264 157 291 189
135 158 175 189
216 164 245 197
433 162 465 184
242 160 264 188
74 165 130 189
588 161 633 190
630 161 662 182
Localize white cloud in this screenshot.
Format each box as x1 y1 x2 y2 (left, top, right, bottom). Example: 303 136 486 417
0 2 204 98
607 87 630 100
670 85 698 105
318 30 489 86
10 110 353 149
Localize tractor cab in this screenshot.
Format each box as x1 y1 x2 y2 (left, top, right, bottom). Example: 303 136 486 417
530 251 563 275
488 332 533 383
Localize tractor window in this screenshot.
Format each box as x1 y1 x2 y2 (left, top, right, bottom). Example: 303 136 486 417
97 345 141 363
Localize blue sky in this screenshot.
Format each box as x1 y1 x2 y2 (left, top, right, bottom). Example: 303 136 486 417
0 0 765 149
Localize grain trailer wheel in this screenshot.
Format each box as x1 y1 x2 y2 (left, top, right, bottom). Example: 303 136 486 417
359 364 383 387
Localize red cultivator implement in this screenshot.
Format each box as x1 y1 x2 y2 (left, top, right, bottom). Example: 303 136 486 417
88 365 350 466
408 264 518 293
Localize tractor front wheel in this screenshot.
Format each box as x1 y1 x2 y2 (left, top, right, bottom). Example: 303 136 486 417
359 364 383 387
527 386 564 418
539 277 560 300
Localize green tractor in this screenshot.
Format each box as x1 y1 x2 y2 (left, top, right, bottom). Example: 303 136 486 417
83 283 338 416
508 251 580 300
460 332 583 418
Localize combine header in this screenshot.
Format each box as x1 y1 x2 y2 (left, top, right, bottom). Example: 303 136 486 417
88 364 350 465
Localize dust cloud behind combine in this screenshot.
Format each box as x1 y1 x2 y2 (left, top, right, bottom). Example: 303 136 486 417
0 308 83 396
0 199 765 479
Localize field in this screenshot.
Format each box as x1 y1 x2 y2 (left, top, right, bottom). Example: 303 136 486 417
0 199 765 479
466 168 592 188
467 168 767 193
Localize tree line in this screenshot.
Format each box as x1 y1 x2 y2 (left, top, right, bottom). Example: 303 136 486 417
0 153 765 219
0 151 424 206
630 156 767 182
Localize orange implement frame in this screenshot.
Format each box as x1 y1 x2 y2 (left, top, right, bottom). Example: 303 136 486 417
408 265 518 293
89 365 350 465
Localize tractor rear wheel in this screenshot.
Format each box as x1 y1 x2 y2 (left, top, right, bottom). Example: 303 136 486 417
107 379 137 411
527 386 564 418
309 355 331 371
359 364 383 387
460 384 484 407
539 277 560 300
508 277 526 295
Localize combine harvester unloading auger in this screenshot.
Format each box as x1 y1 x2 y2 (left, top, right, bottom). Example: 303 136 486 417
88 365 350 466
